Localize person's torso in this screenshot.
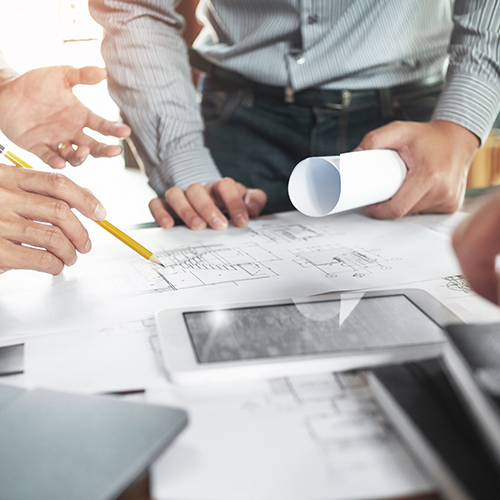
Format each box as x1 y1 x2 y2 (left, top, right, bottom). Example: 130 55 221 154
193 0 453 90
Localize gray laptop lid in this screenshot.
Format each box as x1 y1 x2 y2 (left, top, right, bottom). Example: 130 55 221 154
0 386 188 500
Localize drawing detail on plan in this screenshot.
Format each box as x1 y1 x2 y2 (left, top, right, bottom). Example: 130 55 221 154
249 223 330 244
290 244 402 279
124 243 280 294
119 213 458 297
0 211 463 340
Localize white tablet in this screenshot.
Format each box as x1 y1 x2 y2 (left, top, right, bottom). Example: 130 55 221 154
155 289 459 385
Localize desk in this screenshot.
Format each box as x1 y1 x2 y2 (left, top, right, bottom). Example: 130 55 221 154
2 162 497 500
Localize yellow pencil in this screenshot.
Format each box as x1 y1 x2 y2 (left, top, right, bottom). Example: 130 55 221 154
0 145 164 267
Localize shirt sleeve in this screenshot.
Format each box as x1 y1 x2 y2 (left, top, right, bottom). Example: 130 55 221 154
89 0 222 197
433 0 500 144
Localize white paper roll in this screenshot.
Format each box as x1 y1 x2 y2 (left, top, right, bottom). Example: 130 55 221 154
288 149 407 217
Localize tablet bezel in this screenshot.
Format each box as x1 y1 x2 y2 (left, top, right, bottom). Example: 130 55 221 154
155 289 460 385
442 337 500 472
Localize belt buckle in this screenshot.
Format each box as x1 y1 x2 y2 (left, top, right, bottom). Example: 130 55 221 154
325 89 352 110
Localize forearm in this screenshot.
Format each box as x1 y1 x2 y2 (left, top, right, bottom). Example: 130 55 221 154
433 0 500 144
90 0 221 196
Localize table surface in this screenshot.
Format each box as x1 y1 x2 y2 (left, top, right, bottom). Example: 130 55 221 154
99 166 450 500
12 161 491 500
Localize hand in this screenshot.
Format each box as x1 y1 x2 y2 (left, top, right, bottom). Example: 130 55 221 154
355 120 480 219
0 66 131 169
0 163 107 275
149 177 267 230
452 191 500 304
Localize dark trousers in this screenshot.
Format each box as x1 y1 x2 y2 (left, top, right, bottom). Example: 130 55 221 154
200 72 442 214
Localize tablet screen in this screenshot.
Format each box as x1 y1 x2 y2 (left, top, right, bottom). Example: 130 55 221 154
183 295 444 363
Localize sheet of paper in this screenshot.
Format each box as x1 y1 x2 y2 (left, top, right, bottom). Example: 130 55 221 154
0 318 170 394
149 371 432 500
288 150 406 216
0 210 460 342
381 275 500 325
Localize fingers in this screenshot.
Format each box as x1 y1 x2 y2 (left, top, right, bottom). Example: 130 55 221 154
364 172 429 219
65 66 107 87
157 178 266 231
85 112 131 139
29 142 91 169
359 121 473 219
13 169 107 222
66 65 132 142
355 121 408 151
214 178 249 227
18 192 92 255
0 165 100 275
244 188 267 217
166 185 222 230
31 144 67 170
149 198 175 229
0 216 82 268
70 130 126 159
58 143 91 167
0 241 64 275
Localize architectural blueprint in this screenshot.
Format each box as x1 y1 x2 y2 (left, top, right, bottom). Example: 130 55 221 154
290 243 401 279
0 210 462 340
123 243 280 294
150 370 431 500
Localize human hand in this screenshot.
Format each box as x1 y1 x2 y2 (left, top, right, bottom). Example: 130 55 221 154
452 191 500 304
355 120 480 219
0 163 107 275
0 66 131 169
148 177 267 230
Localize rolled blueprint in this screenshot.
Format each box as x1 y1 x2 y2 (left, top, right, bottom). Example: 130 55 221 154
288 149 407 217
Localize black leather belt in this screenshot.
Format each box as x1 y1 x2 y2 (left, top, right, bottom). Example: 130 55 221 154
189 49 444 108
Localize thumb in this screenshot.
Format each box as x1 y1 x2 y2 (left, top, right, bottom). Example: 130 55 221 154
66 66 107 87
355 121 410 151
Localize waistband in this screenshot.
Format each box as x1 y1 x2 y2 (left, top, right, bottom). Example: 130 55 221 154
190 49 444 108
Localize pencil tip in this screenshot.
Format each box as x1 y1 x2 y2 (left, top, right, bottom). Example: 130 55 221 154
150 255 164 267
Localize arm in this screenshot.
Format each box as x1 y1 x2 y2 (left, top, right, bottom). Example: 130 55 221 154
90 0 266 230
357 0 500 219
452 191 500 305
0 51 131 169
0 163 107 275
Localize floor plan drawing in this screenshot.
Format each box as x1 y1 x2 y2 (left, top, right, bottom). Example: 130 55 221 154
124 243 281 294
169 370 428 498
290 244 401 279
250 223 331 244
248 372 399 458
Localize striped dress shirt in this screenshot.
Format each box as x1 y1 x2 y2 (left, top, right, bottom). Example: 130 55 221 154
90 0 500 198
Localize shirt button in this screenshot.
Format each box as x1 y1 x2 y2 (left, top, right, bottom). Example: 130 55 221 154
308 14 318 24
295 55 305 64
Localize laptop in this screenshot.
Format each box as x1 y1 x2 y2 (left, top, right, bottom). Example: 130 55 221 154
0 385 188 500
